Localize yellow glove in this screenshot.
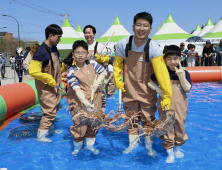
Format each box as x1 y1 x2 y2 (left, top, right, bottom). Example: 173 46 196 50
113 55 126 92
94 54 109 63
29 60 56 88
151 55 172 110
94 54 102 63
60 62 67 74
175 62 191 91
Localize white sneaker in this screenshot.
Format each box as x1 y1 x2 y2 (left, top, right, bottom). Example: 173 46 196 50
84 138 100 155
37 129 52 142
72 140 83 155
166 148 175 163
174 146 184 158
145 135 157 157
122 135 139 154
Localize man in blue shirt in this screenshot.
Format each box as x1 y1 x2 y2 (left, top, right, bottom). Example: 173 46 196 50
23 47 31 59
215 39 222 66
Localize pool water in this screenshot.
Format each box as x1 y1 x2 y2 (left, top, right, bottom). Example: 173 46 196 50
0 82 222 170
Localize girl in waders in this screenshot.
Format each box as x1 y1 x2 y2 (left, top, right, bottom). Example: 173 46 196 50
66 40 107 155
150 45 192 163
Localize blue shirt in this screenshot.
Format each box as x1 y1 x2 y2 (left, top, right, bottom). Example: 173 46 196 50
116 36 163 60
215 45 222 54
23 51 28 59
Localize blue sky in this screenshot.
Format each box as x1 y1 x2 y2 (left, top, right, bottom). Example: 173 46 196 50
0 0 222 42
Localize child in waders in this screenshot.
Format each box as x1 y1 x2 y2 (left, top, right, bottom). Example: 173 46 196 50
113 12 172 155
84 25 109 112
104 59 115 97
66 40 107 155
29 24 63 142
61 56 73 82
150 45 192 163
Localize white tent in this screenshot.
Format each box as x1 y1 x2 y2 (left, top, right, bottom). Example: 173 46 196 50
202 17 222 43
96 16 131 45
151 13 193 46
192 24 202 36
76 24 85 39
197 18 214 37
57 18 84 57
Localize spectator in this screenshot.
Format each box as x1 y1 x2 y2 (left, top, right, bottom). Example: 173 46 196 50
203 40 214 66
187 44 198 67
180 42 188 67
15 48 24 82
23 47 31 59
60 56 73 82
0 53 5 86
215 39 222 66
0 53 5 79
23 44 39 81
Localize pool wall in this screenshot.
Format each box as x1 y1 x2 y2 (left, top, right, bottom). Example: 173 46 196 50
0 80 66 123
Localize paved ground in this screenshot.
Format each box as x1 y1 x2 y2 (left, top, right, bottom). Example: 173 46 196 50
0 67 19 86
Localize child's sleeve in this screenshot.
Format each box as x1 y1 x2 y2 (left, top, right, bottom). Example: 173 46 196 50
90 60 107 75
185 70 192 86
67 67 80 90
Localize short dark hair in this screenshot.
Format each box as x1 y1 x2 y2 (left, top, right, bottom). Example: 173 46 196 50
72 40 88 52
163 45 181 58
187 44 193 49
63 57 73 66
45 24 63 39
134 12 153 26
83 25 96 34
190 44 196 48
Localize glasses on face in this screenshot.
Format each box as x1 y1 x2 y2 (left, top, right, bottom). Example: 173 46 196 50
74 51 87 56
180 45 184 46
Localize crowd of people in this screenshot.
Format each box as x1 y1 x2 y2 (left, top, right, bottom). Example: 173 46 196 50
179 39 222 67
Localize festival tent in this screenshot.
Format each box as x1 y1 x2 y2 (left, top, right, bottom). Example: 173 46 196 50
57 18 84 57
151 13 193 44
76 24 85 39
161 21 165 28
202 17 222 43
197 18 215 37
192 24 202 36
96 16 131 46
156 25 161 33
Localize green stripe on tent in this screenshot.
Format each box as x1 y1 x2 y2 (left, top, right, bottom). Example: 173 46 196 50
151 33 193 40
195 24 202 31
161 21 165 28
165 14 175 23
112 16 122 25
205 18 214 26
202 31 222 38
24 80 39 104
97 35 128 43
76 25 83 32
59 38 85 44
0 95 7 122
62 18 72 27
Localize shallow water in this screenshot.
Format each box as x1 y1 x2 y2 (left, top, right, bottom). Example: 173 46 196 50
0 82 222 170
